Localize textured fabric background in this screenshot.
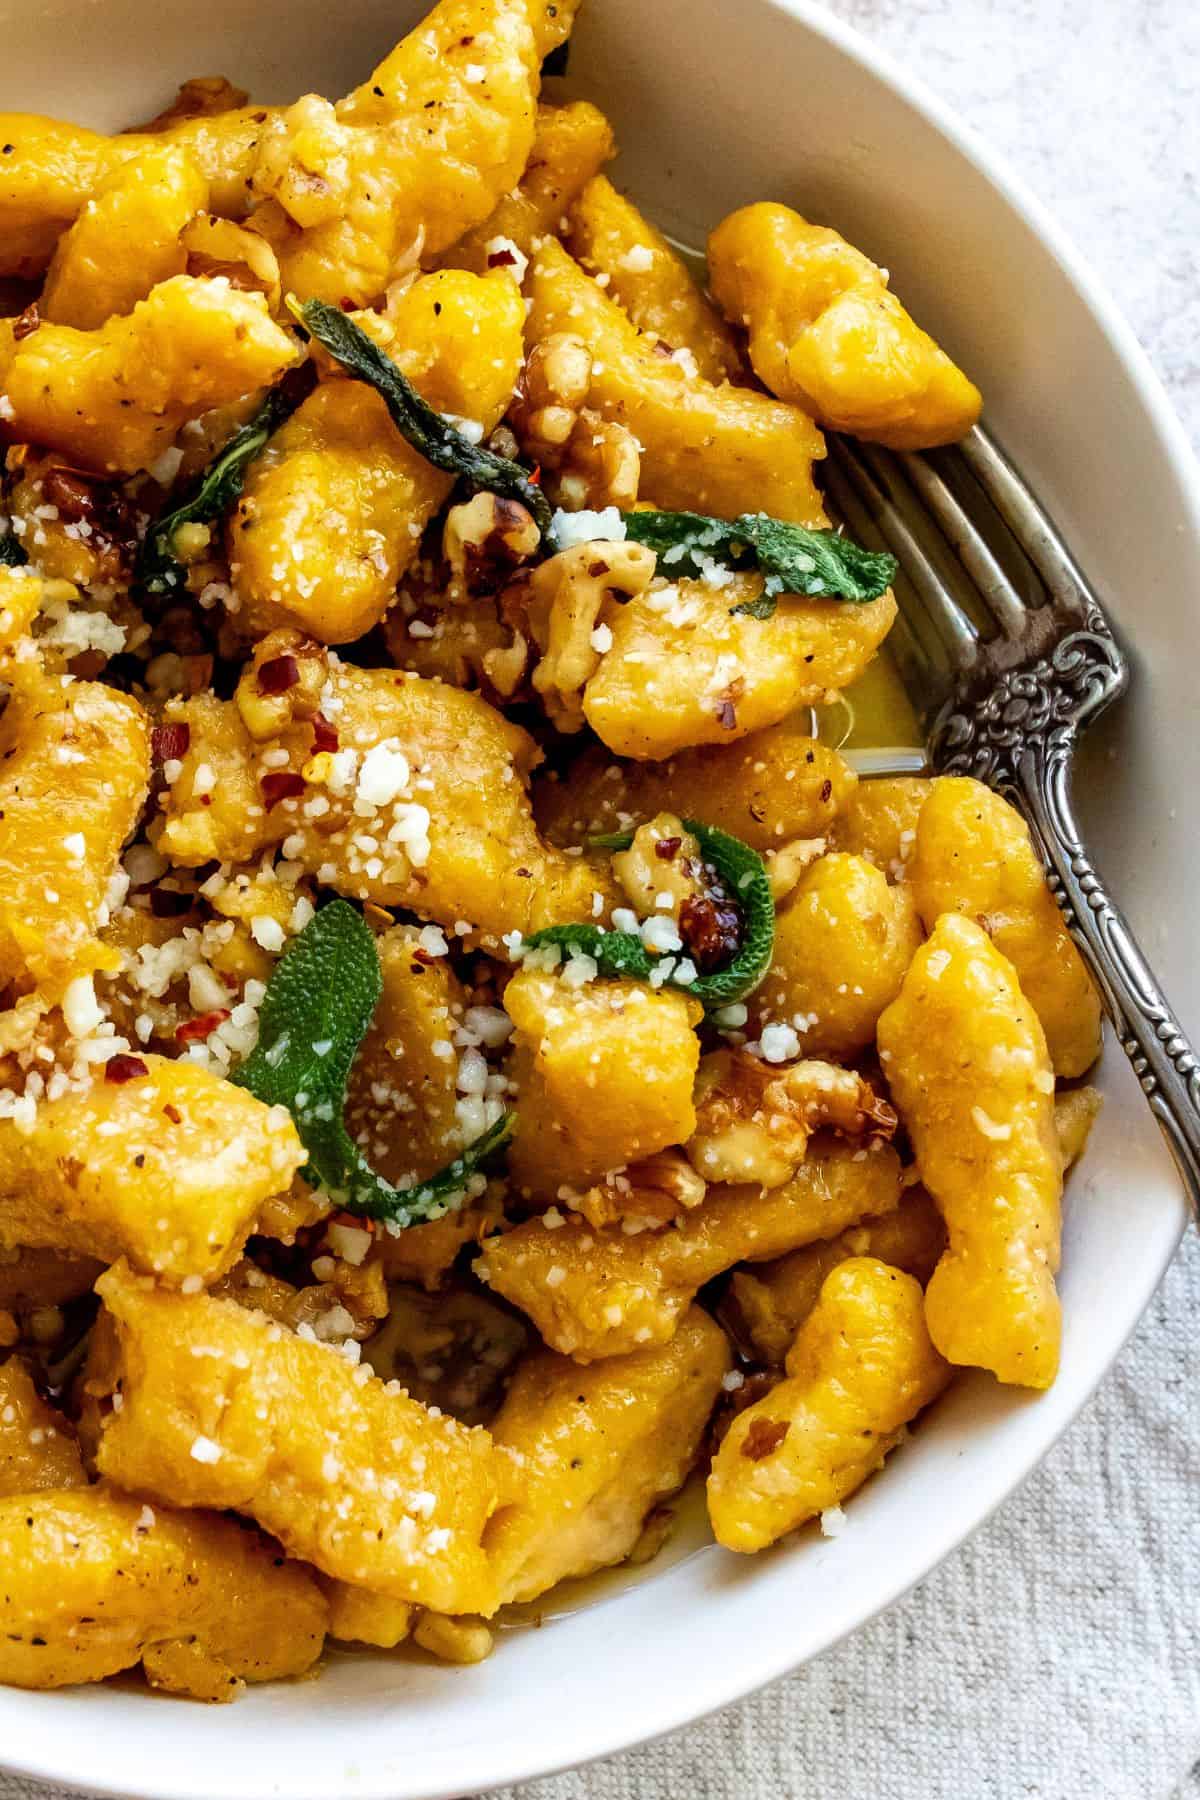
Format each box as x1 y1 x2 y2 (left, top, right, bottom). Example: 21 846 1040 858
2 4 1196 1800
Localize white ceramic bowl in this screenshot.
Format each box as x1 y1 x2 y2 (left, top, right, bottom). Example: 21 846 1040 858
2 2 1197 1795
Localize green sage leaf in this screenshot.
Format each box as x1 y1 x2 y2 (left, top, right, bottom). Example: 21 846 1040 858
621 508 896 616
293 296 554 539
232 899 513 1228
523 818 774 1010
137 364 315 596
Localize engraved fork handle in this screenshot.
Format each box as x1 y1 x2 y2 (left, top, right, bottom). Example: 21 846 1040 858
1015 732 1200 1222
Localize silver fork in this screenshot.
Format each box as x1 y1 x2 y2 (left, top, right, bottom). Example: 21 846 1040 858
825 424 1200 1220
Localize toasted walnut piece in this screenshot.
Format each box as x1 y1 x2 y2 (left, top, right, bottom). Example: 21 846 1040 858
686 1048 897 1189
181 214 281 308
234 628 329 741
443 492 541 602
610 813 702 921
514 330 593 447
527 539 657 731
550 411 641 512
573 1148 707 1231
766 837 827 902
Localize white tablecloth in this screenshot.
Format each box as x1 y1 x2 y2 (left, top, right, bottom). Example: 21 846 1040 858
3 3 1197 1799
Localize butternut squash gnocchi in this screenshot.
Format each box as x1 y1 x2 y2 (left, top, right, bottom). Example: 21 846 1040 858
0 0 1104 1702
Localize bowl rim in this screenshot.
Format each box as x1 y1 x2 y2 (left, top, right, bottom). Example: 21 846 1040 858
1 3 1197 1797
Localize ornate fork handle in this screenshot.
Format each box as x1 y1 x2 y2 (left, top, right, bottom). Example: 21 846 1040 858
1016 731 1200 1222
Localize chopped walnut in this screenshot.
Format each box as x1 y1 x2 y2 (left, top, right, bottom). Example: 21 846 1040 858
550 411 641 511
442 492 540 603
509 332 641 509
686 1047 897 1189
235 627 329 740
572 1148 707 1231
766 837 828 903
611 814 705 922
181 214 282 309
525 540 656 732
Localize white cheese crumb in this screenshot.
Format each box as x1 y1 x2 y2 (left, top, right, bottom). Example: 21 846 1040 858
250 915 286 953
758 1022 801 1063
189 1435 223 1464
820 1505 848 1538
620 243 655 273
550 505 628 550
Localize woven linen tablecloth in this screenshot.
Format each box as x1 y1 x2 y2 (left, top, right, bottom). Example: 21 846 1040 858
3 4 1197 1800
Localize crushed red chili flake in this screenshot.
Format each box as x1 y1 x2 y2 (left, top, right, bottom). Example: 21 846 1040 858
175 1009 231 1044
679 882 741 973
151 722 190 764
487 246 518 268
410 948 438 966
260 770 306 807
163 1103 182 1124
105 1054 148 1084
12 302 40 342
311 713 339 753
741 1417 790 1461
654 836 682 861
149 886 194 918
257 653 301 695
587 559 610 578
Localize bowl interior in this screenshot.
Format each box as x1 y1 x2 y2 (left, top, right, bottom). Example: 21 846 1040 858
0 1 1195 1796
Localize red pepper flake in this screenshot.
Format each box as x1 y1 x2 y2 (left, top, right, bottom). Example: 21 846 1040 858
260 770 305 807
163 1103 182 1124
741 1417 790 1461
175 1009 231 1044
487 247 517 268
411 948 438 966
311 713 338 753
149 886 194 918
105 1054 148 1084
529 464 542 487
151 722 190 764
654 836 682 862
257 653 300 695
12 302 40 342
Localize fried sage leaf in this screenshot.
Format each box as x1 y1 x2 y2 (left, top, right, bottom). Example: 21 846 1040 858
136 364 315 595
522 819 774 1010
233 900 513 1228
621 508 896 617
0 529 26 567
293 296 554 539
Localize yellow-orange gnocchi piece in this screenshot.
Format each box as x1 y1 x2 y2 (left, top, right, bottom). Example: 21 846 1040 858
909 776 1102 1077
0 275 300 473
708 201 982 449
584 577 896 760
0 1055 304 1284
0 1484 326 1698
93 1265 513 1616
488 1308 729 1602
478 1135 903 1360
40 144 207 329
230 270 524 644
752 852 924 1058
707 1257 950 1551
247 0 545 306
503 968 702 1200
567 175 744 385
525 239 828 526
878 913 1064 1388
